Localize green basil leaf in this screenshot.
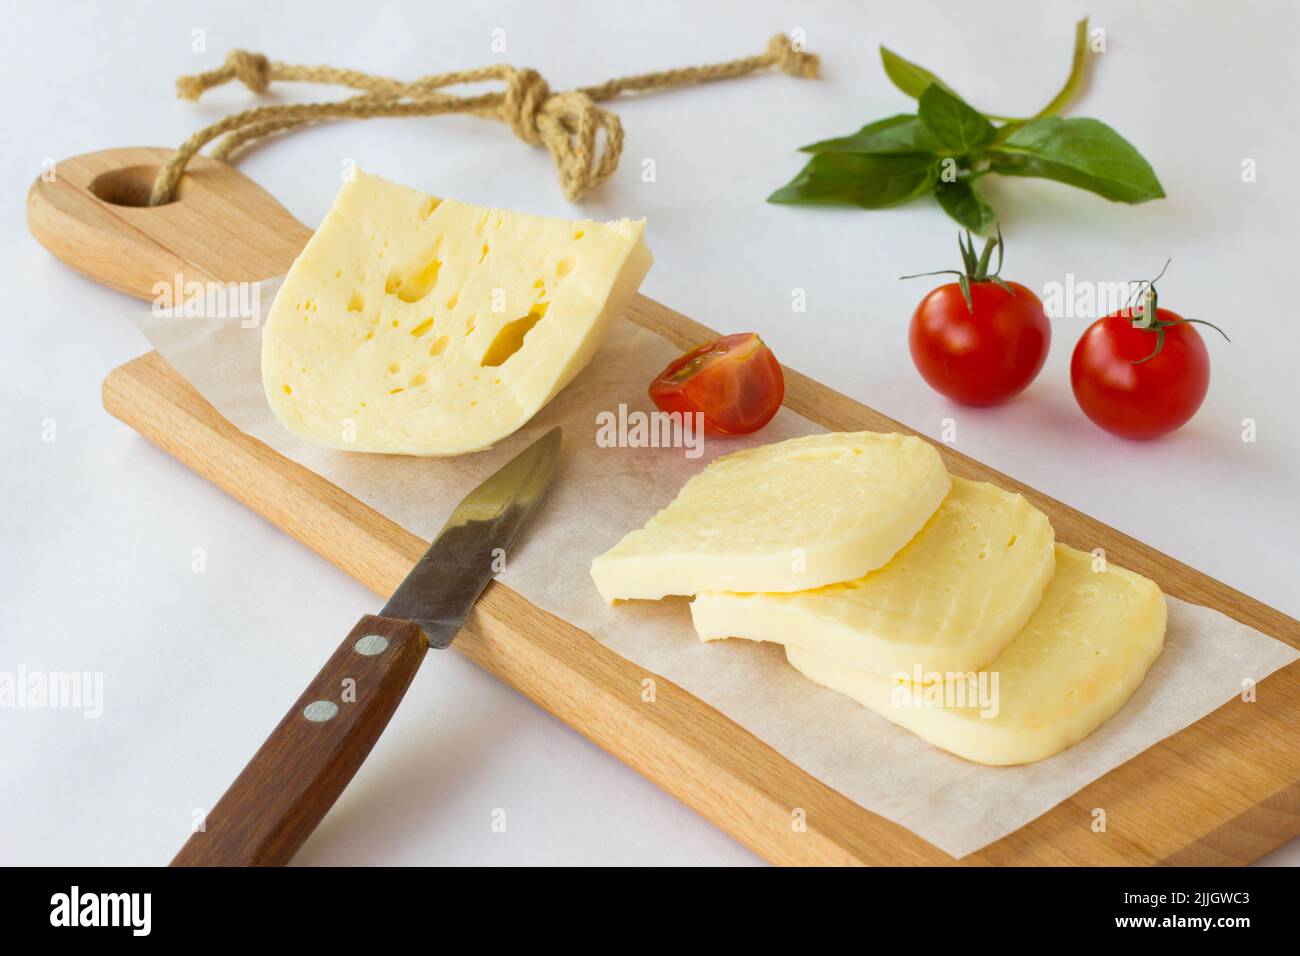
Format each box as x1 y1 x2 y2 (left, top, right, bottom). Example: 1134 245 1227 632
934 179 996 233
800 115 942 155
879 46 959 101
918 85 996 153
992 117 1165 203
768 152 939 208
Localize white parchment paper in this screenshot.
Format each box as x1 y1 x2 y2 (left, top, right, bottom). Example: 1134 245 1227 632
132 279 1298 859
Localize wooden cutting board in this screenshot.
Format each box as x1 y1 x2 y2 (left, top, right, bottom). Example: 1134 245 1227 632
29 147 1300 865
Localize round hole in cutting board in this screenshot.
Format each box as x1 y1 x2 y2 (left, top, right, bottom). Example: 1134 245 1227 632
89 165 191 207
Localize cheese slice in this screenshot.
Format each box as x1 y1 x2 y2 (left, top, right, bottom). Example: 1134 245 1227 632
590 431 951 601
262 171 652 455
691 478 1055 676
785 544 1167 765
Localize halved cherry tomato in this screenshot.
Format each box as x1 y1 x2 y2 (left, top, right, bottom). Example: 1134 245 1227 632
649 333 784 435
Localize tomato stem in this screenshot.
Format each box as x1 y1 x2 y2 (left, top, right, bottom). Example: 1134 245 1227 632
1127 260 1230 363
901 225 1012 312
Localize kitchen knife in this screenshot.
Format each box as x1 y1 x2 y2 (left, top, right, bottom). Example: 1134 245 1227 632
170 426 563 866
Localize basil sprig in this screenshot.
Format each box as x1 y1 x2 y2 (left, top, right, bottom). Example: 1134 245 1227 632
769 19 1164 231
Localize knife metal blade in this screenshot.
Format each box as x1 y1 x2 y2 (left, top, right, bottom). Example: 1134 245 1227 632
382 425 562 648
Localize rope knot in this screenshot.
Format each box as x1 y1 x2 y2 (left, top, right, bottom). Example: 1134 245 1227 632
499 67 620 202
176 49 272 101
501 67 551 146
766 33 820 79
226 50 272 95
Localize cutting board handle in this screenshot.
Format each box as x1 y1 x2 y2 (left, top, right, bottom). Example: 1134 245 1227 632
27 147 314 297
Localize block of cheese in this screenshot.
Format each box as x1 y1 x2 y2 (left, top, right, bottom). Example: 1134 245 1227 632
691 478 1055 676
590 431 951 601
785 544 1167 765
262 171 652 455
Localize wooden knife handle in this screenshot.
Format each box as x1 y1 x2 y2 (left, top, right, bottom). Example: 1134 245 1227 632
171 614 429 866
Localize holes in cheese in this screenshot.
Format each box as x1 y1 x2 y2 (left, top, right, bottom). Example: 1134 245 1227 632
690 478 1056 676
262 170 652 456
589 431 952 601
785 545 1167 766
481 301 548 367
385 245 443 303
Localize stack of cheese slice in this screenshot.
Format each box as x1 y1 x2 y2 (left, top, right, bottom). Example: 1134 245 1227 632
592 430 1167 766
263 171 652 456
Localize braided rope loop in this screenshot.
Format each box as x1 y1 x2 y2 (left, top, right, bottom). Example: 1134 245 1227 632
149 34 819 206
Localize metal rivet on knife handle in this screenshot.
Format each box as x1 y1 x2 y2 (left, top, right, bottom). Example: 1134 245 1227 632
302 700 339 723
354 634 390 656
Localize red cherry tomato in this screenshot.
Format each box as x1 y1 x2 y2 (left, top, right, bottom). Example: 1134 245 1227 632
1071 307 1210 440
649 332 784 435
909 280 1051 406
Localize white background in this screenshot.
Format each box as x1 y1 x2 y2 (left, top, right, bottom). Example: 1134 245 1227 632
2 0 1297 865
